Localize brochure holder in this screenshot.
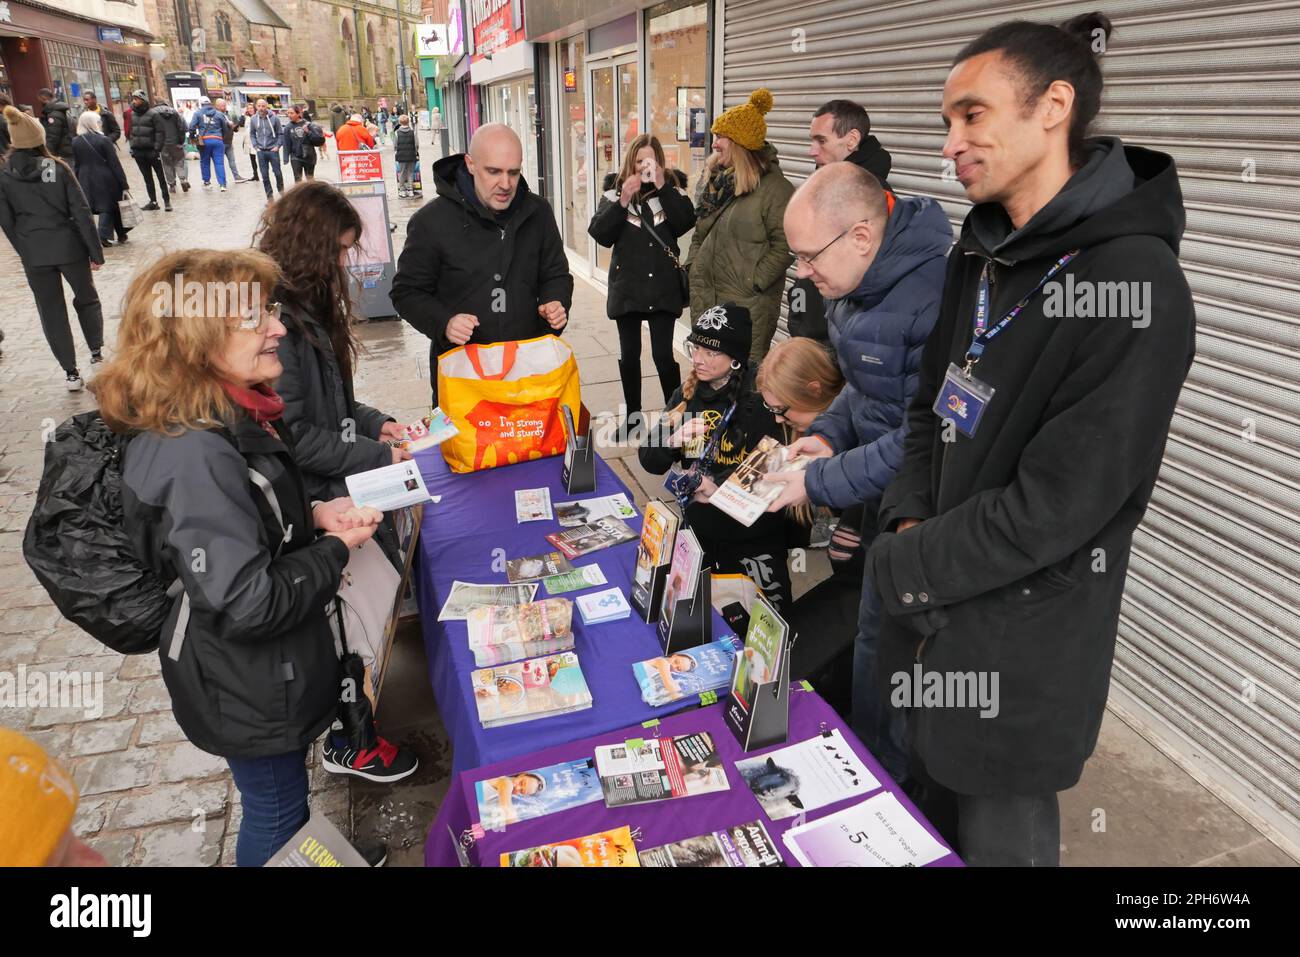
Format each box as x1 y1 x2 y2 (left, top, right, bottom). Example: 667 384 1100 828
658 566 712 655
561 403 596 494
725 631 795 752
632 559 672 624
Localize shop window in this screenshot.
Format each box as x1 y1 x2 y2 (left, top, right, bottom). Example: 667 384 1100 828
647 0 710 200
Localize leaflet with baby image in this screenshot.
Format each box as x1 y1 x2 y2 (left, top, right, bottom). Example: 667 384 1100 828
474 758 603 831
632 636 742 707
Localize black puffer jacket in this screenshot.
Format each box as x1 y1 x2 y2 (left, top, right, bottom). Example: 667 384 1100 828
41 101 74 159
0 149 103 266
152 104 184 149
588 169 694 318
393 126 418 164
128 102 163 161
121 414 351 759
72 132 129 214
391 153 574 359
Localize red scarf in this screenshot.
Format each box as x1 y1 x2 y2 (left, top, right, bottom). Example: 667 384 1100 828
221 381 285 437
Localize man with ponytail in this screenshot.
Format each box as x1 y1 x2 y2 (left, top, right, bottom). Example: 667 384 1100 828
867 13 1196 865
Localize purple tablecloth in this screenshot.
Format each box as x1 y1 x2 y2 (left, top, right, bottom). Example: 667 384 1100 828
413 448 729 774
425 686 962 867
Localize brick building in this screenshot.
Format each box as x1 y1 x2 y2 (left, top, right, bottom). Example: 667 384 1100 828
143 0 422 112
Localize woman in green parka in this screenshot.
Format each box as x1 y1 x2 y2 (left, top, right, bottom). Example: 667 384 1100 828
686 88 795 365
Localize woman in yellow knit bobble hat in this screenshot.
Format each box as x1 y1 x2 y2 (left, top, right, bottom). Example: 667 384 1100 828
686 88 794 364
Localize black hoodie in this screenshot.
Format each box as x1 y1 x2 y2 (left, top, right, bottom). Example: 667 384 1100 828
867 138 1196 796
786 135 897 342
391 153 574 365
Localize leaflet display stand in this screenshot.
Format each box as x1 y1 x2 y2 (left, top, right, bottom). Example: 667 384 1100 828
725 637 792 752
632 559 670 625
657 567 712 656
561 404 596 494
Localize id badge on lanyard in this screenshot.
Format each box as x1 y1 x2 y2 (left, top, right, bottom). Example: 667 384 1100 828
934 250 1079 439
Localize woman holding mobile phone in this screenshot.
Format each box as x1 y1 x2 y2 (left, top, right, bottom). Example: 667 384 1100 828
588 134 695 438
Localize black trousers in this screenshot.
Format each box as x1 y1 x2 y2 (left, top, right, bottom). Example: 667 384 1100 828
24 260 104 373
96 206 128 242
133 155 170 205
614 313 682 414
289 155 316 182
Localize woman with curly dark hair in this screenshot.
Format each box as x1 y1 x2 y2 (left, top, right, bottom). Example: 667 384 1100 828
254 179 418 785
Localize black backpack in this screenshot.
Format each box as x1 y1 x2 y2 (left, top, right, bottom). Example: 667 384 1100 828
306 123 326 147
23 411 175 654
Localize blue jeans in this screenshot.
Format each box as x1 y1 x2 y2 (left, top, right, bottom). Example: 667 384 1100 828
199 140 227 186
225 749 309 866
257 149 284 197
852 562 910 784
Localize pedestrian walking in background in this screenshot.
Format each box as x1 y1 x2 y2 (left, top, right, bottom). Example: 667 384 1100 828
216 99 248 183
335 113 375 152
283 105 322 183
127 90 171 211
248 99 285 201
0 105 104 391
188 97 231 190
377 105 390 145
687 87 794 365
392 113 419 198
588 133 694 435
37 88 74 160
72 110 131 247
80 90 120 144
154 96 190 194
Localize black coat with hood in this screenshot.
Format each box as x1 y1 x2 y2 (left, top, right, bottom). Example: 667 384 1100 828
121 414 351 759
588 169 695 319
391 153 574 360
72 131 129 214
867 138 1197 796
41 100 74 159
128 102 163 161
786 136 896 343
0 149 103 266
152 103 184 149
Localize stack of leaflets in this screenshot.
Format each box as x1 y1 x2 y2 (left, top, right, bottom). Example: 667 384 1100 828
632 636 742 707
541 565 608 596
638 820 784 868
709 436 812 527
514 488 553 523
466 598 575 666
500 825 639 868
437 581 538 621
659 527 704 623
593 731 729 806
575 587 631 625
782 791 950 867
474 758 603 831
545 516 638 559
471 651 593 728
554 493 637 527
394 407 459 453
505 551 573 583
631 499 680 618
730 596 789 713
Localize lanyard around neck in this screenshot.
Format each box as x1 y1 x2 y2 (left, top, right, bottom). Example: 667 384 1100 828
965 249 1079 372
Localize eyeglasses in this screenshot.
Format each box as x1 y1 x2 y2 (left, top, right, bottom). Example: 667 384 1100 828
762 397 790 417
793 221 866 268
683 341 723 360
235 301 282 332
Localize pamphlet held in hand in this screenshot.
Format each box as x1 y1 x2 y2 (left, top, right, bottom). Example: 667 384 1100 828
709 436 812 527
395 407 459 452
345 460 435 512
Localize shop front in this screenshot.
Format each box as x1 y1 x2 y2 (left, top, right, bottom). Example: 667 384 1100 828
0 0 153 124
469 0 539 188
526 0 713 280
229 68 292 110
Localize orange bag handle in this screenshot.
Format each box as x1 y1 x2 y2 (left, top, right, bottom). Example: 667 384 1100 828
464 341 518 381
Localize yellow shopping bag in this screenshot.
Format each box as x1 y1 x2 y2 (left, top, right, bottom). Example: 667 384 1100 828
438 335 582 473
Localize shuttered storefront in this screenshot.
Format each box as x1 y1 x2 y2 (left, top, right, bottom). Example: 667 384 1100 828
722 0 1300 846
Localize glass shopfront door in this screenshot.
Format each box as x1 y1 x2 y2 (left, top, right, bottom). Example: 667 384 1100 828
586 53 637 279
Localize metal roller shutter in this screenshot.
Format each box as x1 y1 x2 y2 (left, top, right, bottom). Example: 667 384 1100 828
722 0 1300 845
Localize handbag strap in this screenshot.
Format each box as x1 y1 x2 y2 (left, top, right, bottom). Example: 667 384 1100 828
464 340 518 381
638 199 682 269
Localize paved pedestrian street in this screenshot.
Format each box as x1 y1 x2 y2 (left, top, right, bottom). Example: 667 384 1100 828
0 130 1290 868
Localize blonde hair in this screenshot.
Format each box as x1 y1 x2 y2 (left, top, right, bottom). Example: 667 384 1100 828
756 337 845 420
707 140 766 196
92 249 281 435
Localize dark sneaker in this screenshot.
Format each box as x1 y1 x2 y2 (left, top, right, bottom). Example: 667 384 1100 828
321 735 418 784
181 181 191 192
65 371 83 392
90 350 104 364
141 201 160 211
164 203 173 212
101 238 114 247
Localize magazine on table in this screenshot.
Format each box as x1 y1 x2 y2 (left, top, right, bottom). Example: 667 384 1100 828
466 598 575 667
659 527 704 624
633 500 680 593
782 791 950 867
735 729 882 821
474 758 603 831
505 550 573 583
541 564 608 596
394 407 458 452
437 581 539 621
709 436 812 527
545 516 637 559
632 636 742 708
345 459 436 512
500 825 639 868
638 820 784 868
471 651 593 728
730 595 788 713
515 487 553 523
554 493 637 527
594 731 729 807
